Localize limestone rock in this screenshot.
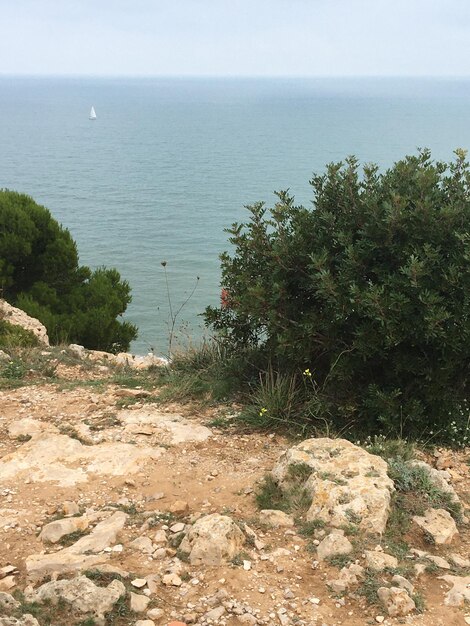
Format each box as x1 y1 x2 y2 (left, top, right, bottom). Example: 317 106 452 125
0 434 163 487
26 512 127 581
169 500 190 515
39 515 89 543
135 621 155 626
259 510 294 527
179 514 245 566
412 508 459 544
0 349 11 362
327 563 364 593
0 617 40 626
391 575 414 594
162 573 182 587
377 587 416 616
7 418 56 440
31 575 125 622
364 550 398 571
0 592 20 613
121 408 212 445
130 592 151 612
130 536 154 554
411 461 461 506
450 553 470 568
147 608 165 620
271 438 394 534
25 551 108 583
316 530 353 561
0 299 49 345
62 501 80 516
440 575 470 606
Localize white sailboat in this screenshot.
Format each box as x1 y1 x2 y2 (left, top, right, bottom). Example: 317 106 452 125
89 106 97 120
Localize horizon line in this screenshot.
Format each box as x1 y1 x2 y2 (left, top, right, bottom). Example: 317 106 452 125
1 73 470 80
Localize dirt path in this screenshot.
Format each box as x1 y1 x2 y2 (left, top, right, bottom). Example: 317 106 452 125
0 364 469 626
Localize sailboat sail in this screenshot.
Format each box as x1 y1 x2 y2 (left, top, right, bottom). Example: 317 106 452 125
89 106 97 120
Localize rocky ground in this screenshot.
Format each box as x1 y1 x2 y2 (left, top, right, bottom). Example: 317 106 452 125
0 348 469 626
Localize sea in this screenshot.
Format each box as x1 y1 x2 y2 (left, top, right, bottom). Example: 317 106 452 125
1 76 470 355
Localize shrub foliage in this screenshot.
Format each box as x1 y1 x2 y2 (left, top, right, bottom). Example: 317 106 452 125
0 190 137 352
205 150 470 437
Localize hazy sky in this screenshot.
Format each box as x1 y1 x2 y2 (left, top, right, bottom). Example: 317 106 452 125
1 0 469 76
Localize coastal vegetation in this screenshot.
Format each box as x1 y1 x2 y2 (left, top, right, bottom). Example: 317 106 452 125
0 190 137 352
202 150 470 443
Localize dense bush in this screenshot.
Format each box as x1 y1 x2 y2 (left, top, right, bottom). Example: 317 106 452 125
0 190 137 352
205 150 470 438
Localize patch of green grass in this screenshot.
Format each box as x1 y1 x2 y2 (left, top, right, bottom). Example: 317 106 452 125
0 319 39 348
362 436 415 461
298 519 326 536
83 570 126 585
413 592 426 613
230 551 251 567
105 594 131 625
326 554 354 568
1 358 27 379
388 458 462 521
287 462 313 482
356 569 382 605
57 529 89 546
255 474 312 515
176 549 190 563
77 619 97 626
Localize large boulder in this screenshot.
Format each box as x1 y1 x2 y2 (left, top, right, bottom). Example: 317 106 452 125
29 575 125 624
271 438 394 534
179 514 245 566
0 300 49 345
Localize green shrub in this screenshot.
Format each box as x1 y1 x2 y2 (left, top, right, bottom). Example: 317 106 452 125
0 190 137 352
205 150 470 439
0 319 39 348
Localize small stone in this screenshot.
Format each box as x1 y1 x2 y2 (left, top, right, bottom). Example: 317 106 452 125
375 617 385 624
169 500 190 515
130 536 154 554
170 522 186 533
130 592 151 613
316 530 353 561
391 575 414 594
243 560 252 571
135 621 155 626
237 615 257 625
377 587 416 616
153 530 167 544
204 606 225 621
62 501 80 516
365 550 398 571
147 608 164 620
259 509 294 527
131 578 147 588
162 573 182 587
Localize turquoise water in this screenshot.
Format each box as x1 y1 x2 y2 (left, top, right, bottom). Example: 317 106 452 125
1 76 470 354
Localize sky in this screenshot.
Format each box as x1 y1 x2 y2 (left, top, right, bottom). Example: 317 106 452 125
1 0 469 77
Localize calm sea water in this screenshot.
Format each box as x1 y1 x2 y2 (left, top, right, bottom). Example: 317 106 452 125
1 76 470 354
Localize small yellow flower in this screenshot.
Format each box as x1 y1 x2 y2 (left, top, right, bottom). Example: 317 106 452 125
303 368 312 377
259 407 268 416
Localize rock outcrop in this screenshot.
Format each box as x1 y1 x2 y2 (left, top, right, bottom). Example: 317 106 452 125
0 299 49 345
179 514 246 566
271 438 394 534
